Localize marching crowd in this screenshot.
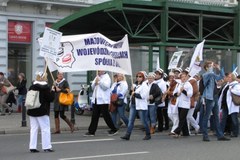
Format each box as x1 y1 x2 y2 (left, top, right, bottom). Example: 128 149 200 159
84 60 240 143
1 59 240 153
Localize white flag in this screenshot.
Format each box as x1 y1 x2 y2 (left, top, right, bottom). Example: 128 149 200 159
189 40 205 77
156 57 160 70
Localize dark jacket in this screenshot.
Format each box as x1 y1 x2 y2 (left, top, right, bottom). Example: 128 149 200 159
16 79 27 95
149 83 162 104
27 81 54 117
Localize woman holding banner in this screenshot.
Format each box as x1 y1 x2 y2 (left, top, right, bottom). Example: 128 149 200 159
84 70 118 136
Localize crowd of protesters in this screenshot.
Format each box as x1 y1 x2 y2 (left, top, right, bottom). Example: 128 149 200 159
84 60 240 142
1 60 240 153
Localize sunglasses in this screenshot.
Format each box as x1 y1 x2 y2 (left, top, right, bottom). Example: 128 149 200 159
136 76 143 78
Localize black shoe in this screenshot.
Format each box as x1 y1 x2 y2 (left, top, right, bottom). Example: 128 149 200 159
218 136 230 141
143 135 151 140
108 130 118 136
230 135 238 138
30 149 40 153
121 134 130 140
203 137 210 142
83 132 95 137
44 149 54 152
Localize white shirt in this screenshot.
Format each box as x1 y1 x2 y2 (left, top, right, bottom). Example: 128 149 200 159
176 81 193 109
91 73 111 104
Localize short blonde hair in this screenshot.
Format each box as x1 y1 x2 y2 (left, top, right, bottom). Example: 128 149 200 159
117 73 126 81
36 73 48 82
231 73 237 81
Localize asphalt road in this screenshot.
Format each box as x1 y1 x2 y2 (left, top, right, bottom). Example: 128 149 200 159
0 128 239 160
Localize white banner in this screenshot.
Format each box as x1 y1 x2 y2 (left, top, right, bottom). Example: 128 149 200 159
168 51 183 70
39 33 132 75
39 27 62 60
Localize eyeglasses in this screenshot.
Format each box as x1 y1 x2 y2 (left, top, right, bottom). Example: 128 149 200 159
136 76 142 78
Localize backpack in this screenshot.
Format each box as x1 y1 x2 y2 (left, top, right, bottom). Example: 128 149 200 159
25 90 41 110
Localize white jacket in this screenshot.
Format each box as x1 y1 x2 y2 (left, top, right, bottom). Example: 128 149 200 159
91 73 111 104
111 80 128 104
155 78 167 107
226 81 240 115
132 82 149 110
177 81 193 109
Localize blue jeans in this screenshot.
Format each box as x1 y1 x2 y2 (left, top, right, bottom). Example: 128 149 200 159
148 105 156 126
111 104 129 129
230 113 239 136
17 95 25 107
127 104 150 135
202 95 224 139
221 108 239 136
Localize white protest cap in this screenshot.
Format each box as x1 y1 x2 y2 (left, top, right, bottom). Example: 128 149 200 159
232 67 238 77
35 71 44 77
147 72 156 78
184 67 190 73
155 68 164 74
173 68 182 73
164 73 168 78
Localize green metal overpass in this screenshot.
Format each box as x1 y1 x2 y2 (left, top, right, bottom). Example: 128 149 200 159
51 0 240 72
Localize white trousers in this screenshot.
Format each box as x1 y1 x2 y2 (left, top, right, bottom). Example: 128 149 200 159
168 113 179 133
187 108 199 132
29 115 52 150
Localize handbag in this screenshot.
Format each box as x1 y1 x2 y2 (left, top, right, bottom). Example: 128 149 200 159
1 85 16 94
231 92 240 106
111 93 118 102
109 103 117 113
25 90 41 110
59 91 74 106
109 93 118 112
111 93 124 106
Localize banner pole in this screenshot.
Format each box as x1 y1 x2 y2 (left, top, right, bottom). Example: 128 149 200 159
44 57 55 82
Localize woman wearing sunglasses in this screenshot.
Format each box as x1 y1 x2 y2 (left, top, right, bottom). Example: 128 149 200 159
121 71 150 140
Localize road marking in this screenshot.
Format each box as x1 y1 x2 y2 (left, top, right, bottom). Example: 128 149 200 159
59 151 150 160
52 138 115 144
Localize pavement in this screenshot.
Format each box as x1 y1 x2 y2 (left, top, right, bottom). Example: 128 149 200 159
0 104 138 135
